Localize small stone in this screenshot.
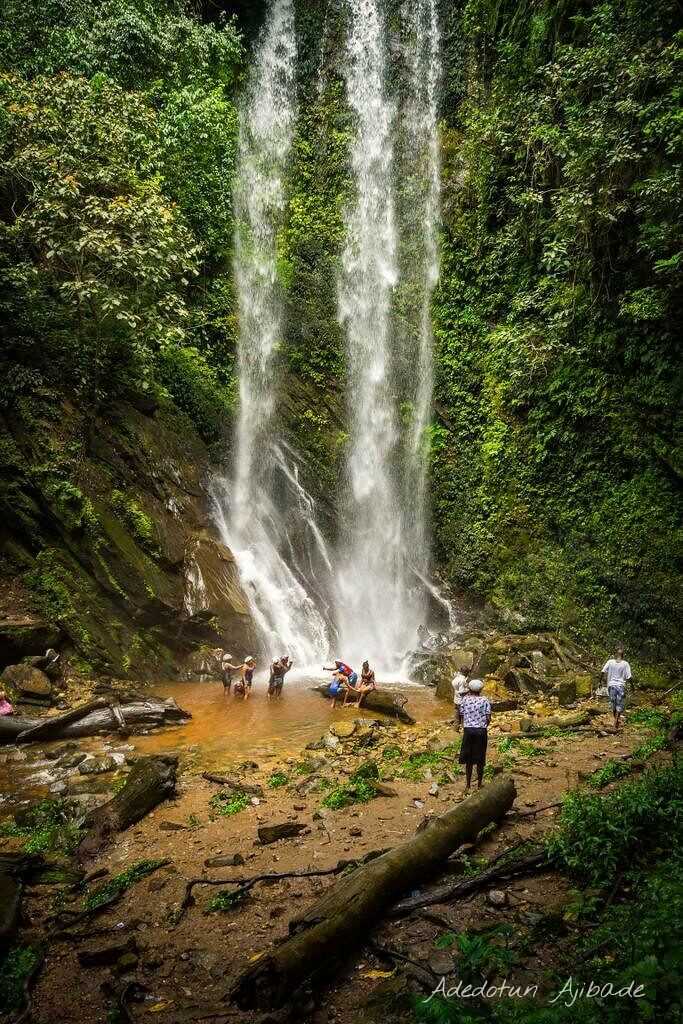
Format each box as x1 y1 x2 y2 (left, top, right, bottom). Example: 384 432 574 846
116 952 139 972
78 756 117 776
293 804 306 811
428 782 439 797
349 827 362 837
486 890 508 907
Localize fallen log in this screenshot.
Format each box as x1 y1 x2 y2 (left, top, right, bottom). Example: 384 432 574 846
77 755 178 861
229 776 516 1010
201 772 264 797
390 848 548 916
311 683 415 724
0 698 189 744
16 698 109 743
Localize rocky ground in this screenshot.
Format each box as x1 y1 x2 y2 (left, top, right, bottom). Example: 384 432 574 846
0 686 668 1024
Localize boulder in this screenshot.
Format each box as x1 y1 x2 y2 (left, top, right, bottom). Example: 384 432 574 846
329 721 356 740
557 679 577 707
78 756 118 776
1 663 52 699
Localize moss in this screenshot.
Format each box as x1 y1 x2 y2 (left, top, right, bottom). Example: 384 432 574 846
0 946 42 1015
83 859 168 911
111 488 159 554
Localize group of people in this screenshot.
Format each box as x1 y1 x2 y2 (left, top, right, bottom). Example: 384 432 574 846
218 652 293 699
213 651 377 708
324 658 377 708
450 646 634 790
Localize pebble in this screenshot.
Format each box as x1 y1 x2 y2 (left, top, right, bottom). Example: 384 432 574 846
486 890 508 907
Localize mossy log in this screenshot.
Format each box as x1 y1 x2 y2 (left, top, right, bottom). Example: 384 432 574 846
311 683 415 724
230 776 516 1010
77 755 178 861
0 698 189 744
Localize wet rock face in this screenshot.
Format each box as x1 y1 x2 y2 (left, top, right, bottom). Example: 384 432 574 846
3 400 256 678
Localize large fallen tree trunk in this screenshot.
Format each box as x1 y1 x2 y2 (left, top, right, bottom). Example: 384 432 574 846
230 776 516 1010
77 755 178 861
0 698 189 745
311 683 415 724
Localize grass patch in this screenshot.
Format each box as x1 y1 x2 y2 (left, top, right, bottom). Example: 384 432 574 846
0 799 83 855
267 770 289 788
83 859 167 911
206 888 248 913
321 762 380 809
209 791 250 817
394 743 460 782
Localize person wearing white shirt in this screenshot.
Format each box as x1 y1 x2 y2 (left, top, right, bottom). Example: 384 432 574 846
601 647 632 730
451 670 469 728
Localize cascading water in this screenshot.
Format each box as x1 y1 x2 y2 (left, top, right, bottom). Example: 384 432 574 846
333 0 423 671
212 0 331 665
401 0 441 566
215 0 445 673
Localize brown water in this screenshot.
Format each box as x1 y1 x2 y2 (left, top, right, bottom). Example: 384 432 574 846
0 675 448 810
134 674 448 768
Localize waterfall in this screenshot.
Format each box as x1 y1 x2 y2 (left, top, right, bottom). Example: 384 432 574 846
212 0 331 666
215 0 444 674
402 0 441 565
332 0 407 670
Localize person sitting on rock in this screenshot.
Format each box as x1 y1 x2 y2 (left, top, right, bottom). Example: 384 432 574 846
0 689 13 716
457 679 492 790
343 660 376 708
268 655 293 699
601 646 631 730
323 659 356 708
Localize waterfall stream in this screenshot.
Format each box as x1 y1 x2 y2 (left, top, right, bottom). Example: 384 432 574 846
212 0 332 666
214 0 444 672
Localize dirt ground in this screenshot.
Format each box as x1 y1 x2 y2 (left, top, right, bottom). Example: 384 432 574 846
5 701 659 1024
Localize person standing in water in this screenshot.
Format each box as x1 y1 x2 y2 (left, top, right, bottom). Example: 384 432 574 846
220 651 235 695
456 679 491 790
268 655 293 699
601 646 631 730
223 656 256 699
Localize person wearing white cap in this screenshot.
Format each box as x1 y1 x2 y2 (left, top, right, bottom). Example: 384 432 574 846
224 655 256 699
456 678 492 790
451 668 470 728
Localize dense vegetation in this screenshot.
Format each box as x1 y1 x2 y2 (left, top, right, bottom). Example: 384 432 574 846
0 0 680 668
432 0 682 660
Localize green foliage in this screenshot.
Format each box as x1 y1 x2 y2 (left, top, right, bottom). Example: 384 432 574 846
0 799 83 854
267 770 289 789
111 489 157 550
394 743 460 782
206 887 247 913
321 763 380 810
433 0 683 659
209 791 250 817
0 945 41 1014
0 0 242 443
83 858 167 910
547 761 683 888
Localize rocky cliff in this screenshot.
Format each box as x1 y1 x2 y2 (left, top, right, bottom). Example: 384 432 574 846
0 396 255 678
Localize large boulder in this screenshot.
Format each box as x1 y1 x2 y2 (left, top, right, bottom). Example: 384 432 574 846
1 663 52 700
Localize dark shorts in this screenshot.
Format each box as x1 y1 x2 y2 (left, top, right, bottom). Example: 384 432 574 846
459 727 488 766
269 676 284 695
222 671 232 690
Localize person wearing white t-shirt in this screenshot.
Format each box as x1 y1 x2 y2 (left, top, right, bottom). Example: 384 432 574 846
601 647 632 730
452 670 469 728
